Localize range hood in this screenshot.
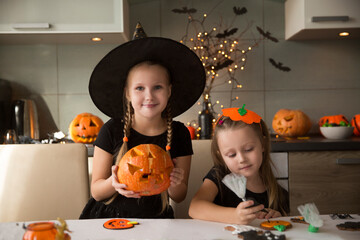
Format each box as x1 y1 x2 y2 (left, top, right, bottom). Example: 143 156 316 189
0 0 130 44
285 0 360 40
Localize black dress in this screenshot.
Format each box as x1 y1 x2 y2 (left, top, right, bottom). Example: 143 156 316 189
79 119 193 219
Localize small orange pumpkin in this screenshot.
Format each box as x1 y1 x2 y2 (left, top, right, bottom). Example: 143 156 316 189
351 114 360 136
272 109 311 137
117 144 174 196
69 113 104 143
186 126 196 139
23 222 71 240
318 114 349 127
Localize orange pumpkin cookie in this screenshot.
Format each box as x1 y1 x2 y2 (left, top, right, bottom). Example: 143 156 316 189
103 219 138 230
260 220 292 231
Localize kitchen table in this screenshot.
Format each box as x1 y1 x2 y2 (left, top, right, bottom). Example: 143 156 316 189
0 215 359 240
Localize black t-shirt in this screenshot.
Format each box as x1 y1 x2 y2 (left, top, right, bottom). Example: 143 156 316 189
79 118 193 219
94 118 193 160
205 167 289 213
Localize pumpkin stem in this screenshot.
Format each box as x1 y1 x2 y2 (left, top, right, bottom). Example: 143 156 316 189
238 104 247 116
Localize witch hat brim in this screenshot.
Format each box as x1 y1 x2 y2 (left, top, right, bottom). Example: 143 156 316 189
89 37 206 118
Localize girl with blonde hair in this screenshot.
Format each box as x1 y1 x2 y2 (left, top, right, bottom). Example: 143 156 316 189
189 105 289 224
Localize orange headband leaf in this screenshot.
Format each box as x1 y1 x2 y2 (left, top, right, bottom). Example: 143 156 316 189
220 104 262 124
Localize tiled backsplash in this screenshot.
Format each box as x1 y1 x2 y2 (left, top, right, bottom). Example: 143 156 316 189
1 0 359 139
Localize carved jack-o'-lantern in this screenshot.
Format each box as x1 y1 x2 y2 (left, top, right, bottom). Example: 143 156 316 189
272 109 311 137
351 114 360 136
117 144 174 196
69 113 104 143
319 114 349 127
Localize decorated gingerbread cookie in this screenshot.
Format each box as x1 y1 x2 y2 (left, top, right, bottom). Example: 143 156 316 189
260 220 292 232
103 219 138 230
290 216 308 224
336 222 360 231
237 230 286 240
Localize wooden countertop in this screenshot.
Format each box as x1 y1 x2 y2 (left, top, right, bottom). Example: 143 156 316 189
270 136 360 152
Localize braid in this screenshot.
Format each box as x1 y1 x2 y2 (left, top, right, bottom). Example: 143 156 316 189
115 101 132 165
105 101 133 205
166 105 173 154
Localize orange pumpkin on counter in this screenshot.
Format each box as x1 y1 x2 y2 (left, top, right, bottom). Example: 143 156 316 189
69 113 104 143
351 114 360 136
272 109 311 137
318 114 349 127
117 144 174 196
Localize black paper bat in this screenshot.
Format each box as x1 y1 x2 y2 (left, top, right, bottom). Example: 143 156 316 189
216 28 238 38
269 58 291 72
208 59 234 71
172 7 197 14
233 6 247 15
256 26 278 42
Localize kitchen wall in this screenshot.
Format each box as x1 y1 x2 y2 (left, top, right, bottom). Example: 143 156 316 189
0 0 359 139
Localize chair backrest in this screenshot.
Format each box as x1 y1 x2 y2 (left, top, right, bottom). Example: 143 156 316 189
171 140 214 218
0 143 89 222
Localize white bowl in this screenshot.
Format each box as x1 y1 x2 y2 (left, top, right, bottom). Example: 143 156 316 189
320 126 354 140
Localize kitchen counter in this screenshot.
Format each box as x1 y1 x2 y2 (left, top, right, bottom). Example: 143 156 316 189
270 135 360 152
85 136 360 156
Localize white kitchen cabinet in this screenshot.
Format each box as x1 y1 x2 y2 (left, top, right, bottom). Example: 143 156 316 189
0 0 129 44
285 0 360 40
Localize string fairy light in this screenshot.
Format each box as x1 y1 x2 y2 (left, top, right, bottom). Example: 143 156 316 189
173 4 267 117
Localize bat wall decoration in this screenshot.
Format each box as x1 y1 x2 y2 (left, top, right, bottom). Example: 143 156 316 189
172 7 197 14
233 7 247 15
269 58 291 72
256 26 279 42
216 28 238 38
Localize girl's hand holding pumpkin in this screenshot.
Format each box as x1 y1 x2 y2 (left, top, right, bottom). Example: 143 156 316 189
169 158 184 187
111 165 141 198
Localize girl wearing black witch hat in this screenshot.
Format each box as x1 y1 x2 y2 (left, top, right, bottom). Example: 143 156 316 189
80 23 205 219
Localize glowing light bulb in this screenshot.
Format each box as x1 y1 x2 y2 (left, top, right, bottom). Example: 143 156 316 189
91 37 102 42
339 32 349 36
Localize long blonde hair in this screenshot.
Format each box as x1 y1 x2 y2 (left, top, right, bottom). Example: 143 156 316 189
106 61 173 214
211 117 288 215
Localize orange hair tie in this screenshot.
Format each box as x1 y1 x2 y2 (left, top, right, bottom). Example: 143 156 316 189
123 136 128 142
166 145 171 151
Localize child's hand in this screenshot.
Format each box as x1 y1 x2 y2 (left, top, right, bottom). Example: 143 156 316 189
257 208 282 219
169 158 184 187
111 165 141 198
234 200 264 225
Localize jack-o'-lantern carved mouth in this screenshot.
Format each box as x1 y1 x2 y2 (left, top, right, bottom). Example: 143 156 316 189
127 163 170 184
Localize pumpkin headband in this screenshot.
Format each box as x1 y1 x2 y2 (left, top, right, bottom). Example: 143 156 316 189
215 104 262 126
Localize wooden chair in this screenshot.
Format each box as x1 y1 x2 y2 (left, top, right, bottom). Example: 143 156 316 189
0 143 89 222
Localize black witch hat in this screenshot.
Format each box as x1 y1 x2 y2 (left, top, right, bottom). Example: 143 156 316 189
89 22 206 118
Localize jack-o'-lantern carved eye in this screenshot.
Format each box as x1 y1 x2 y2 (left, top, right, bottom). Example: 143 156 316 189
117 144 174 196
127 163 142 175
